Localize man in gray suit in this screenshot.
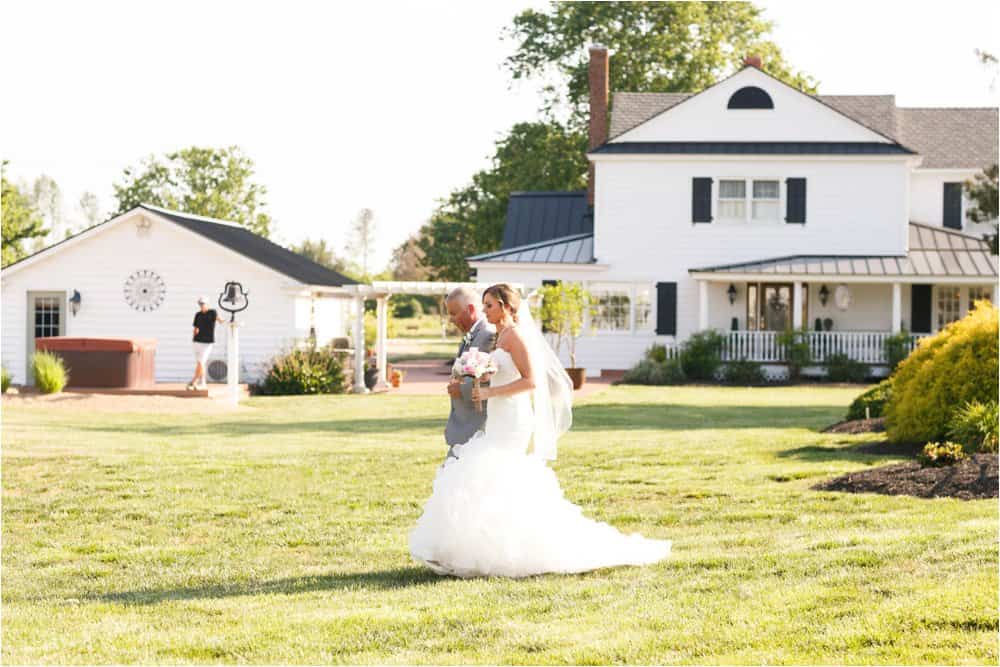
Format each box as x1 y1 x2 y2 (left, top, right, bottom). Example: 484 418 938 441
444 287 496 464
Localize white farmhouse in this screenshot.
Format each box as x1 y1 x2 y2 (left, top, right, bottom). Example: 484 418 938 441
1 204 358 385
470 49 999 377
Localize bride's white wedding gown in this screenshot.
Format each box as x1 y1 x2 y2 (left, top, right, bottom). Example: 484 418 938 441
409 348 671 578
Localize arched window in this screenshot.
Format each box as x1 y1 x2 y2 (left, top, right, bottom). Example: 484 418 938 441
727 86 774 110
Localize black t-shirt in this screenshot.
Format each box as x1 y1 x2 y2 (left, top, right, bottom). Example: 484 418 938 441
193 310 218 343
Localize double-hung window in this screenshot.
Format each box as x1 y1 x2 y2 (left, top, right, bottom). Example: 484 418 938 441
752 180 780 221
717 179 782 222
718 180 746 220
590 287 631 332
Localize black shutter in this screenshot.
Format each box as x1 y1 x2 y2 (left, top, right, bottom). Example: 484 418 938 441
692 178 713 223
655 282 677 335
911 284 932 333
943 183 962 230
785 178 806 223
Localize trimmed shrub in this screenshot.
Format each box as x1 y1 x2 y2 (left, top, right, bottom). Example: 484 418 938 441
824 352 869 383
918 441 967 467
885 301 999 444
1 366 10 393
883 330 913 373
32 352 68 394
846 379 892 421
680 330 724 381
777 328 811 380
646 343 669 364
947 400 999 453
721 358 766 385
391 296 423 318
622 358 686 386
258 346 347 395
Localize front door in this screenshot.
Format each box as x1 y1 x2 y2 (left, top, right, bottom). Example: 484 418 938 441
747 282 799 331
26 291 66 384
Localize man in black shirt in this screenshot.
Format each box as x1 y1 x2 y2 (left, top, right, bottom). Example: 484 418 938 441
188 296 224 390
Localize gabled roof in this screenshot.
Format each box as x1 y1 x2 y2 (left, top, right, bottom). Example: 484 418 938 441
500 191 593 249
2 204 359 287
590 142 914 156
469 232 595 264
688 222 997 278
610 87 998 169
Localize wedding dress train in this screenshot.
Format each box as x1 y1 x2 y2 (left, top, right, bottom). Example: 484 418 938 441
409 348 671 578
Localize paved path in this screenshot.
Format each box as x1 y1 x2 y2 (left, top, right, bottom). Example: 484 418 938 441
387 358 620 399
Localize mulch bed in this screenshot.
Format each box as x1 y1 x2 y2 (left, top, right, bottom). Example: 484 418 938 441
812 453 998 500
822 417 886 434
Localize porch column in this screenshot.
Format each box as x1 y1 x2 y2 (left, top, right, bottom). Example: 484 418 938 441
698 280 709 330
351 293 368 394
792 281 803 329
891 283 902 333
375 295 389 391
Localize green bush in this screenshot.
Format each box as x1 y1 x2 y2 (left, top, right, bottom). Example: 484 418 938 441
846 379 892 421
885 301 999 444
32 352 68 394
1 366 10 393
777 328 811 380
258 346 347 395
918 441 967 467
391 296 423 318
680 330 724 381
721 358 766 385
947 400 999 453
646 343 669 364
824 352 869 383
622 358 686 385
883 330 914 373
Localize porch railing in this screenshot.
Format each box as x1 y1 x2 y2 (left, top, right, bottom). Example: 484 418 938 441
719 330 928 365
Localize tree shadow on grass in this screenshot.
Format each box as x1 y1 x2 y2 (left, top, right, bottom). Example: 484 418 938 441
69 417 445 437
777 441 920 463
571 403 844 432
87 566 444 606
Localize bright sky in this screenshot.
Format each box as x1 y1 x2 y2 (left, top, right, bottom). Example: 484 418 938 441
2 0 997 271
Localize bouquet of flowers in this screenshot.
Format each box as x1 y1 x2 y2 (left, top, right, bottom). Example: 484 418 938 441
452 347 498 412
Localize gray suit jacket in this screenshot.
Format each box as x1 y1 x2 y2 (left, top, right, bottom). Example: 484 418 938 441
445 319 496 446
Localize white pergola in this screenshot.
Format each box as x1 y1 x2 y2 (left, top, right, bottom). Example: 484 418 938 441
343 281 526 394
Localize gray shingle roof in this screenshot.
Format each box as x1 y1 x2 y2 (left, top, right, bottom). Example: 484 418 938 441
688 223 997 278
468 233 595 264
143 205 359 286
610 90 998 169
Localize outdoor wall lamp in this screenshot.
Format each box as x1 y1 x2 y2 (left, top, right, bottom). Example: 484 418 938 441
69 290 82 316
818 284 829 306
727 283 737 305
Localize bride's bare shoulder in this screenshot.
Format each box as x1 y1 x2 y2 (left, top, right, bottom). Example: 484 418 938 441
496 325 527 353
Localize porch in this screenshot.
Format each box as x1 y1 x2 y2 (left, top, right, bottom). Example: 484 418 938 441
719 329 927 364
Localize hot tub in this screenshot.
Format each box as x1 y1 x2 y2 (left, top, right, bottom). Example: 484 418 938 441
34 337 157 388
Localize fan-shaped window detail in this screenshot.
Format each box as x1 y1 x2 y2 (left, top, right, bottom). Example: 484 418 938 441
727 86 774 110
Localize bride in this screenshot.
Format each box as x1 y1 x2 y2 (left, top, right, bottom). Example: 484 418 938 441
409 283 671 578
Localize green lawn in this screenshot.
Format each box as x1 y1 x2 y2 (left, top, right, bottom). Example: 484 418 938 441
2 386 997 664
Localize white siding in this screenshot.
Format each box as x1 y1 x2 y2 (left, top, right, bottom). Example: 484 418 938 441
1 214 350 384
909 169 995 237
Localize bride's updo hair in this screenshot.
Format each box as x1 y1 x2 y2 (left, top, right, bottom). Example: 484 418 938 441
483 283 521 323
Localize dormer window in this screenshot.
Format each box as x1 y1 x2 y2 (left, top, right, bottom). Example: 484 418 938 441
727 86 774 109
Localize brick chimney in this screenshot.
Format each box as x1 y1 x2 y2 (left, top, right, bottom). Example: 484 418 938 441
744 54 763 69
588 44 609 207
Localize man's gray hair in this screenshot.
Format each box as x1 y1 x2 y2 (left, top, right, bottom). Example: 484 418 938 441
446 286 480 308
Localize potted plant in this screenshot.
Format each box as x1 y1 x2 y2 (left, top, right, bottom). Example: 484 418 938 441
537 281 591 390
390 368 404 388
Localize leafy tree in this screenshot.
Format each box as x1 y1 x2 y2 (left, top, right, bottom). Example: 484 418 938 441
390 233 430 281
965 164 998 254
293 238 354 277
344 208 377 279
78 191 101 228
113 146 273 237
537 281 591 367
1 162 47 267
30 174 63 243
504 1 818 124
418 120 587 280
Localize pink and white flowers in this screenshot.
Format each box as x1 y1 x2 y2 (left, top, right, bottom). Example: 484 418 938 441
452 347 497 380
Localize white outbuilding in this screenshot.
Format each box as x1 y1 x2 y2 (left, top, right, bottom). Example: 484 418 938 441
1 204 359 385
